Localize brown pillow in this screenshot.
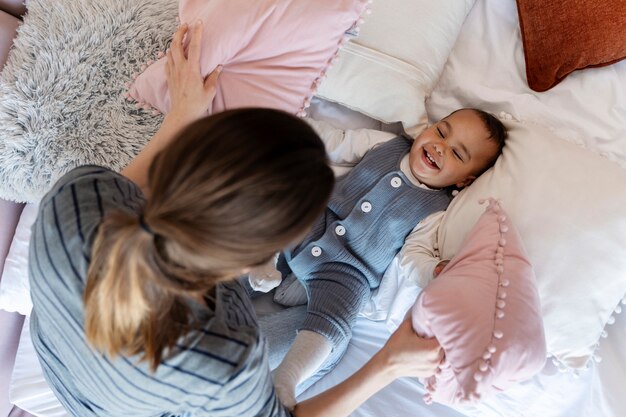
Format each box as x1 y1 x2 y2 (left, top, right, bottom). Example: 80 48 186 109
516 0 626 92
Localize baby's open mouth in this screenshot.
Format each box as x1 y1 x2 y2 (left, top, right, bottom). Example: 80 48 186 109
423 148 440 170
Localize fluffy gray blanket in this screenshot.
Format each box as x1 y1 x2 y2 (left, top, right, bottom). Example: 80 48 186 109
0 0 178 202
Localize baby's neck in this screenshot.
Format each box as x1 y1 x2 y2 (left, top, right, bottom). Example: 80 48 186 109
400 154 435 190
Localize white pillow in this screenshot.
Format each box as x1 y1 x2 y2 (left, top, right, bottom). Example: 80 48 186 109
316 0 475 135
10 316 69 417
437 120 626 369
0 203 37 316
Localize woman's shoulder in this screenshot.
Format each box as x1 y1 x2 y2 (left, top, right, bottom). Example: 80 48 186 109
40 165 142 208
29 166 145 289
35 165 145 240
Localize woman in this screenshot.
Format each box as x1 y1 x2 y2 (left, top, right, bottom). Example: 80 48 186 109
29 22 442 417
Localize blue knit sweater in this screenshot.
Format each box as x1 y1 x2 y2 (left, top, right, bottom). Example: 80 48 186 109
281 136 451 344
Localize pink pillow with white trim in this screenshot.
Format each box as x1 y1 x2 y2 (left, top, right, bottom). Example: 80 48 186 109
412 199 546 405
128 0 369 115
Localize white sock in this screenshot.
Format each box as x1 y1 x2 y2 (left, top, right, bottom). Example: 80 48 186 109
272 330 332 410
248 254 282 292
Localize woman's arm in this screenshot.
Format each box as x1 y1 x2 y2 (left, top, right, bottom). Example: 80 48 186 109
293 318 442 417
122 22 222 195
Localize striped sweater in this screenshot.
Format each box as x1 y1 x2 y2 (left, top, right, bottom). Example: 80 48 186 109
28 166 291 417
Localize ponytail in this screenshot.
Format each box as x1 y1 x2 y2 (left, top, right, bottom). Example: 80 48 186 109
84 211 210 370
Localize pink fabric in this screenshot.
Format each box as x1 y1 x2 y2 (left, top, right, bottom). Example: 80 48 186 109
0 0 26 18
129 0 368 116
412 199 546 405
0 10 19 71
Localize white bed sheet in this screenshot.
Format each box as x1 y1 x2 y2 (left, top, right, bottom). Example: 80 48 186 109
300 311 626 417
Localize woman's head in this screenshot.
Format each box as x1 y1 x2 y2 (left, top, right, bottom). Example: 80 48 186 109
85 109 334 369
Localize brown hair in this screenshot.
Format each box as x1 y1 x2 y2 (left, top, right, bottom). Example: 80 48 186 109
84 109 334 370
470 108 507 155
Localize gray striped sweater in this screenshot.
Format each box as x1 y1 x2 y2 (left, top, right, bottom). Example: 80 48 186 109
29 166 291 417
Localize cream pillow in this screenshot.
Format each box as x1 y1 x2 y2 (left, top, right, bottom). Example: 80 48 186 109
437 120 626 369
316 0 475 135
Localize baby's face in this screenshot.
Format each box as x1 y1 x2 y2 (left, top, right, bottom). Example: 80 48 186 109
408 109 499 189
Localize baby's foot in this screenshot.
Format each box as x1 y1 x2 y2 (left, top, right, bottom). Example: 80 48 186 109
272 370 298 410
273 274 308 306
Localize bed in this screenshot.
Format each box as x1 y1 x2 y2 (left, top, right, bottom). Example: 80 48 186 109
1 0 625 416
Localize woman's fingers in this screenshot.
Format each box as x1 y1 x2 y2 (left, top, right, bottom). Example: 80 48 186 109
163 22 221 121
383 317 443 378
203 65 222 114
204 65 223 92
419 334 444 364
399 318 442 358
188 21 204 67
170 23 188 64
165 49 172 79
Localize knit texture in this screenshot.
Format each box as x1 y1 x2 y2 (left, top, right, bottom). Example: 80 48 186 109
282 137 451 343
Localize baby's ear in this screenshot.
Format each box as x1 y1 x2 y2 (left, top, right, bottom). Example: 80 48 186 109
455 175 476 189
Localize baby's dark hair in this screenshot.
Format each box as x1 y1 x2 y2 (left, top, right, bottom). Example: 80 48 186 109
471 108 507 154
448 108 507 167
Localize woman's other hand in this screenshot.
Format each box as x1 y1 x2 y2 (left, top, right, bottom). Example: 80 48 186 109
165 21 222 124
292 317 442 417
380 317 443 379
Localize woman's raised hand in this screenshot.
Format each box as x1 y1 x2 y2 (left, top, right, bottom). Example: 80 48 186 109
122 22 221 191
165 21 222 123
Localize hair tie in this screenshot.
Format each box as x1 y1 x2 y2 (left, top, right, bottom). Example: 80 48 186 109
139 214 155 236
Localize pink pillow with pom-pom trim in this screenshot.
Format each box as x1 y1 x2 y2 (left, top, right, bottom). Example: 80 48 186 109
128 0 369 116
412 198 546 405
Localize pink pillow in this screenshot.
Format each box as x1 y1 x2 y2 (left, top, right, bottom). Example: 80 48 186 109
128 0 369 115
411 199 546 405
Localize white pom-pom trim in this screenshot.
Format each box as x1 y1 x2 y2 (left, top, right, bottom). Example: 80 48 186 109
425 199 513 405
548 292 626 373
298 0 372 118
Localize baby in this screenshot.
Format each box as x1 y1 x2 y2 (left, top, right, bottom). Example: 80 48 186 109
250 108 507 408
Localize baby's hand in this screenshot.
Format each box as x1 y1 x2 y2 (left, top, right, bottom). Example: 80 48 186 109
433 260 449 278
